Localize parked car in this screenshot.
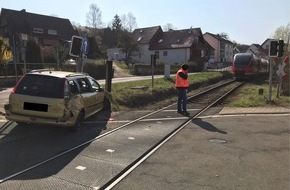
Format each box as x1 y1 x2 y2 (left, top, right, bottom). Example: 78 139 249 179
4 70 110 131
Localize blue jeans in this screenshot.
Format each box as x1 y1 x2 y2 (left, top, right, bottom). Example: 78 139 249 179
177 88 187 112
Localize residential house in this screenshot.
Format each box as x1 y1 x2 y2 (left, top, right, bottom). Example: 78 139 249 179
0 8 78 62
150 28 211 65
233 46 240 55
130 26 211 65
261 38 275 56
246 43 269 60
203 32 234 63
130 26 163 64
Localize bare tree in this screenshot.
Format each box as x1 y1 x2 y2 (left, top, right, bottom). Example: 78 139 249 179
121 12 137 32
219 32 230 40
86 3 102 28
127 12 137 32
163 23 176 31
273 22 290 55
273 23 290 43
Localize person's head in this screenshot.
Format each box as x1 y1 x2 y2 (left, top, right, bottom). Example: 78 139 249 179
181 64 189 70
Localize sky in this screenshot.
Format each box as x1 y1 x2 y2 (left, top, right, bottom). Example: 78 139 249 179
1 0 289 45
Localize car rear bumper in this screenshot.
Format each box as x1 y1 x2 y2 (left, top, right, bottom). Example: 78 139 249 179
4 104 76 127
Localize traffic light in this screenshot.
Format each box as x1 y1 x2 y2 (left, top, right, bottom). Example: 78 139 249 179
278 40 284 57
269 40 278 57
69 36 83 57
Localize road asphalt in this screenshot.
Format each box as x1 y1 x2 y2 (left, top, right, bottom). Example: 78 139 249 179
111 113 290 190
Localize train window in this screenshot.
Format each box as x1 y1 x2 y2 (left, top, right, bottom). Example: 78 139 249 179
234 55 252 67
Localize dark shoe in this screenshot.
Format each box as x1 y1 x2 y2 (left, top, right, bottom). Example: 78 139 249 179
182 111 190 116
177 110 183 114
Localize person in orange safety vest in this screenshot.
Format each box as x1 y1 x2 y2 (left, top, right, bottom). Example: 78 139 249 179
175 64 189 116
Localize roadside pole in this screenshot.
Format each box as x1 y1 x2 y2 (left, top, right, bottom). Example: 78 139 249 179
151 54 156 88
268 57 273 102
105 60 113 92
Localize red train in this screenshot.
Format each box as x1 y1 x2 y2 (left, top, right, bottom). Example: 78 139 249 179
232 53 269 79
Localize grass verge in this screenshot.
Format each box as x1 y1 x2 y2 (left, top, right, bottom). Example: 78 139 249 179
108 72 290 111
225 82 290 108
109 71 232 111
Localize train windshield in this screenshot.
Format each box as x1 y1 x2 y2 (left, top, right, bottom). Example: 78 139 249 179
234 55 252 68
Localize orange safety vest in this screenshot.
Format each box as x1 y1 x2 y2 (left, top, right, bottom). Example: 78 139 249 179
175 69 189 88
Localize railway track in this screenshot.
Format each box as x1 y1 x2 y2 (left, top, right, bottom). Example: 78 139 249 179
0 79 244 190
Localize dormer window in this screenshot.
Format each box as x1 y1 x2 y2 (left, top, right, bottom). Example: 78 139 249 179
33 27 43 34
137 36 143 42
158 39 163 43
48 29 57 35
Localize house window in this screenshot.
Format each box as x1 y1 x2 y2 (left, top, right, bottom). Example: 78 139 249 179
195 37 199 44
163 51 168 56
33 28 43 34
48 29 57 35
158 39 163 43
137 36 143 42
155 51 159 59
201 50 205 57
4 26 8 35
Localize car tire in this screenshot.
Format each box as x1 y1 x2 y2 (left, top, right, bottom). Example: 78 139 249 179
72 111 84 132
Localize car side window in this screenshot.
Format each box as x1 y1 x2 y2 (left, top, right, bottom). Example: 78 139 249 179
69 80 79 94
88 77 100 92
77 78 92 93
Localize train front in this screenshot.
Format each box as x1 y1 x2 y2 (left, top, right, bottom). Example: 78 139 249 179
232 53 256 79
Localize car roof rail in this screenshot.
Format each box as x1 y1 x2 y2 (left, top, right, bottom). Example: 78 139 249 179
29 69 53 73
66 72 88 77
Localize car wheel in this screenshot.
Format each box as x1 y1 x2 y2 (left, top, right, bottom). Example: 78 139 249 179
72 111 84 132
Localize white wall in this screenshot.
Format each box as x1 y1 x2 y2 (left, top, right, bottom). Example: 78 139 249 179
131 44 152 64
225 44 233 62
131 45 191 65
158 48 190 65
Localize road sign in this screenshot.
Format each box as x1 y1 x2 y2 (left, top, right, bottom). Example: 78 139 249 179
69 36 83 57
82 38 89 55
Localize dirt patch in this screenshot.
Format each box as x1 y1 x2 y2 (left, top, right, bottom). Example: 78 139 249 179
113 63 133 78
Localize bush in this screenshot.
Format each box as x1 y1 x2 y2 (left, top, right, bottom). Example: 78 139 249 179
83 59 107 80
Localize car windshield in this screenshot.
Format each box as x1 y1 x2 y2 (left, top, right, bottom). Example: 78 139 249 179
234 54 252 68
15 74 65 98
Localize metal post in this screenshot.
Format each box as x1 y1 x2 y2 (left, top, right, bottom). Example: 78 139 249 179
106 60 113 92
151 55 155 88
268 58 273 103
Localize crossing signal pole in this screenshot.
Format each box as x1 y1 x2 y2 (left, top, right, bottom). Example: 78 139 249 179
69 36 89 73
268 40 285 102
